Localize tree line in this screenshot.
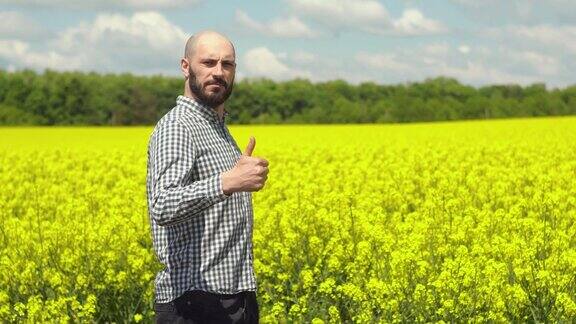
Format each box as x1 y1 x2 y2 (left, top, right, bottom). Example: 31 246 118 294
0 69 575 125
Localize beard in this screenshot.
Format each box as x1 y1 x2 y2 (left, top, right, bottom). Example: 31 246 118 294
188 67 234 108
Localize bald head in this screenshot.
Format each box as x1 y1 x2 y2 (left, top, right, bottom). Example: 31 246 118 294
181 30 236 108
184 30 235 61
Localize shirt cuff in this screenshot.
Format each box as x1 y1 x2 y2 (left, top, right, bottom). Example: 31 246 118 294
211 173 231 202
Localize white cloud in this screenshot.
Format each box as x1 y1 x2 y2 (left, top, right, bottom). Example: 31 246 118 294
0 40 29 60
269 16 318 38
242 46 311 80
0 39 84 70
423 43 450 56
355 52 411 72
277 52 288 60
290 50 316 64
450 0 576 24
235 10 318 38
490 24 576 54
56 11 187 53
0 0 200 9
121 0 199 9
391 9 447 35
440 62 539 85
287 0 446 36
235 9 261 31
450 0 477 6
479 24 574 85
458 45 470 54
0 11 44 39
449 1 524 13
354 43 557 86
244 47 289 76
507 49 560 76
287 0 391 28
0 11 188 74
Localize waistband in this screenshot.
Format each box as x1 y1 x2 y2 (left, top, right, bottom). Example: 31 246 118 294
154 289 256 312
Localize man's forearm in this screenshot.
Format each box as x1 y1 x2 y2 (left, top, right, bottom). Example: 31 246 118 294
150 173 228 226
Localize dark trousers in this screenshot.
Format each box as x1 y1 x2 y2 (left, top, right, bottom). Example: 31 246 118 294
154 290 259 324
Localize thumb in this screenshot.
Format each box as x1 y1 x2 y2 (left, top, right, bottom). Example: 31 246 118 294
243 136 255 156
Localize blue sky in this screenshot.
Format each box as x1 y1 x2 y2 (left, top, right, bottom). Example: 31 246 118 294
0 0 574 88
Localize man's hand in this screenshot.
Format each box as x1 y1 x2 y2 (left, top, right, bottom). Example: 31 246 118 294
221 136 269 195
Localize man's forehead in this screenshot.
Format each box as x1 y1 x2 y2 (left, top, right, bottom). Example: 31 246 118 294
194 38 235 60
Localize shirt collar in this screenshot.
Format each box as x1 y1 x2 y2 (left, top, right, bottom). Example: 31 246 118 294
176 95 229 123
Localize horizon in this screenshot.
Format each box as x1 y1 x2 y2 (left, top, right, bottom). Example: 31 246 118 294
2 68 573 91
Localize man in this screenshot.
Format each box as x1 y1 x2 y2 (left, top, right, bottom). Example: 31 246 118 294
146 30 269 323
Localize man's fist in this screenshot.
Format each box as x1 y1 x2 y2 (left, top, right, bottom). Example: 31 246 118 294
221 136 269 195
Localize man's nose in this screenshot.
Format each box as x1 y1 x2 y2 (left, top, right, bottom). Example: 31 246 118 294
212 62 223 77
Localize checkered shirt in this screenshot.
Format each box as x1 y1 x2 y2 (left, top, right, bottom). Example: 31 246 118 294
146 95 257 303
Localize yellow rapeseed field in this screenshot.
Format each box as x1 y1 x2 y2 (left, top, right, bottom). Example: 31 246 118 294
1 117 575 323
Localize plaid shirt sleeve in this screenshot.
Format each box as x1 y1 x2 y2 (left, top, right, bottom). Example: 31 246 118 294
147 119 229 226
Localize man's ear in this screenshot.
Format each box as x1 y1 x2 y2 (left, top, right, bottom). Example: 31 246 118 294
181 58 190 79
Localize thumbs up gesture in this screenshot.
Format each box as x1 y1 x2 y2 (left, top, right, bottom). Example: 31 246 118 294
221 136 269 195
243 136 257 157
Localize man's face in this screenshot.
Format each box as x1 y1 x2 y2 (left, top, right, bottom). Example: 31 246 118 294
187 38 236 108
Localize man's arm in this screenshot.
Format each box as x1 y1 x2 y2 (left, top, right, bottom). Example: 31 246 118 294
147 120 229 226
